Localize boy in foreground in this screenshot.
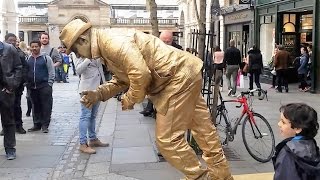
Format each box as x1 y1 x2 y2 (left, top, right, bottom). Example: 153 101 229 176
273 103 320 179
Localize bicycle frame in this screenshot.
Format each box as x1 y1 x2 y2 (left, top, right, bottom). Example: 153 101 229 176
217 91 256 137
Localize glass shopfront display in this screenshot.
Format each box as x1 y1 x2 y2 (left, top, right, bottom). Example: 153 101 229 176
259 15 275 66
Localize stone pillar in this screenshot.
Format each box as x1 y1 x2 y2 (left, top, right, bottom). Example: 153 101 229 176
24 31 29 44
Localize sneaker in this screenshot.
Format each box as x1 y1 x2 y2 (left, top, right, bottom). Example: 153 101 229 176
26 112 31 117
6 152 16 160
42 127 49 133
227 89 232 96
28 126 41 132
231 94 236 97
16 126 26 134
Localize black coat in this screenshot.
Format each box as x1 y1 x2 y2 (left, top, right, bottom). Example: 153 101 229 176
0 42 22 91
272 137 320 180
248 49 263 73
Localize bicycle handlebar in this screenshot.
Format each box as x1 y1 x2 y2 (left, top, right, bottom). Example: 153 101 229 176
237 88 268 101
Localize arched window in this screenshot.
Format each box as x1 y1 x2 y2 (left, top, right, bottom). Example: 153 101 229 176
72 16 89 23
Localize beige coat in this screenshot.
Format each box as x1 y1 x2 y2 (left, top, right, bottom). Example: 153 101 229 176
90 29 203 115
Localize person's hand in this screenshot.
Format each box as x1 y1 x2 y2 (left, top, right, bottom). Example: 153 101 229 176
121 94 134 110
80 90 101 109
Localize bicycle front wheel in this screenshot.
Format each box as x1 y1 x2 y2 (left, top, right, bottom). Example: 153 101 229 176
242 112 275 163
215 108 228 145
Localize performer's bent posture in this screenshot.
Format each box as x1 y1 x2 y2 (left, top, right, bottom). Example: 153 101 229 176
60 19 233 180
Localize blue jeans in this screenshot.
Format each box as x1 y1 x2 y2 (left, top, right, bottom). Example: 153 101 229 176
79 102 100 145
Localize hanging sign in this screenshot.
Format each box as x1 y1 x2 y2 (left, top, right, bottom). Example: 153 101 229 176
239 0 251 4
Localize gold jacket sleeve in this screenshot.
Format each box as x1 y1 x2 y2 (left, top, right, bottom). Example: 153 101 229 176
119 42 152 104
97 75 128 101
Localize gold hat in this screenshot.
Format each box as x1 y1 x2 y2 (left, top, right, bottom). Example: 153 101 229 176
59 19 92 54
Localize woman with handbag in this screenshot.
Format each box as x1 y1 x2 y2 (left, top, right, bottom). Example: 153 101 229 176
247 45 263 95
213 46 224 91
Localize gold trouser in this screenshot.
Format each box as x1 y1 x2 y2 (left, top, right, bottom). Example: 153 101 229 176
156 73 233 180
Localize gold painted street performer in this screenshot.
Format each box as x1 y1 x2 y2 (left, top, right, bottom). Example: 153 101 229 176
60 19 233 180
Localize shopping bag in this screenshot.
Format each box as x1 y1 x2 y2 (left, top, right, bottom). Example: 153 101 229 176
239 74 244 88
236 71 241 87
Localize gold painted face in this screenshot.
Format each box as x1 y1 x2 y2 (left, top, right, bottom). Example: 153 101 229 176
71 37 92 58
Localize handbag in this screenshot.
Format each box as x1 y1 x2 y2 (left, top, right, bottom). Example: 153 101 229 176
271 68 276 76
243 63 249 73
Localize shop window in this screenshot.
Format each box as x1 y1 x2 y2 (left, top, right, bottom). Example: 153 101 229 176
300 14 313 30
282 13 296 33
283 23 295 32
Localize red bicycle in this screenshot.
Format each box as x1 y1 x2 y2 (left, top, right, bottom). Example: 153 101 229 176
214 89 275 163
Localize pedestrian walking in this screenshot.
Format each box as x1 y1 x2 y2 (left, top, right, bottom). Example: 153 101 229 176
60 19 233 180
223 39 242 97
273 103 320 180
0 38 22 160
273 45 290 93
75 57 109 154
297 46 310 92
247 45 263 94
26 40 55 133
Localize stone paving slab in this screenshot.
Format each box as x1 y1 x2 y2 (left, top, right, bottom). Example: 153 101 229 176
112 146 157 164
0 168 52 180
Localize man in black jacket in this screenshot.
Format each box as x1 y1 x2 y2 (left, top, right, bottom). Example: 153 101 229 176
223 39 241 96
0 39 22 160
1 33 28 134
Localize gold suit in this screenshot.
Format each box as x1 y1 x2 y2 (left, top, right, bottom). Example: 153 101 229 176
60 19 233 180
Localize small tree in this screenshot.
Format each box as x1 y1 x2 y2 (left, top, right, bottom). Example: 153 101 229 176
146 0 159 37
193 0 206 61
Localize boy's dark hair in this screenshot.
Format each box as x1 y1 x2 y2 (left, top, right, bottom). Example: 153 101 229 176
4 33 16 41
29 40 41 47
279 103 319 138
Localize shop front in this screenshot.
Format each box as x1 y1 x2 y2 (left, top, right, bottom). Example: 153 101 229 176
256 0 320 91
223 9 255 58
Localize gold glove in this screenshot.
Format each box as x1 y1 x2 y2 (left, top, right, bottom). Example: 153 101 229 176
80 90 102 109
121 93 134 110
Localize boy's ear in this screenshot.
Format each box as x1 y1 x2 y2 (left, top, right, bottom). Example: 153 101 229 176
295 128 302 134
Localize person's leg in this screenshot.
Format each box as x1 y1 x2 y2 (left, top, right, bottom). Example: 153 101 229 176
28 89 42 131
155 74 207 179
13 91 26 134
79 103 90 145
254 71 261 89
231 66 239 95
190 94 232 179
249 72 254 90
38 85 53 132
272 75 276 87
225 66 232 92
71 61 76 75
276 70 282 92
283 69 289 92
78 103 96 154
55 67 61 82
0 94 16 159
88 102 100 141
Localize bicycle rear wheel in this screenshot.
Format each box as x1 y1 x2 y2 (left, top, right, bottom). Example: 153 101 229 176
242 112 275 163
215 108 228 145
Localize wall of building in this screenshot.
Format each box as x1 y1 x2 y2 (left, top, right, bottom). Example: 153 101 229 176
0 0 19 41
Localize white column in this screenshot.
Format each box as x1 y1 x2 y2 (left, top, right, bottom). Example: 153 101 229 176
24 31 29 44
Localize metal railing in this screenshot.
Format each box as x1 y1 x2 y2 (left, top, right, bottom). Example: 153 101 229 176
19 16 48 24
110 18 178 25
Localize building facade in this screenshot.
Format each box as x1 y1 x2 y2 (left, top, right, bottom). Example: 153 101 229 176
0 0 19 41
18 0 180 48
256 0 320 91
